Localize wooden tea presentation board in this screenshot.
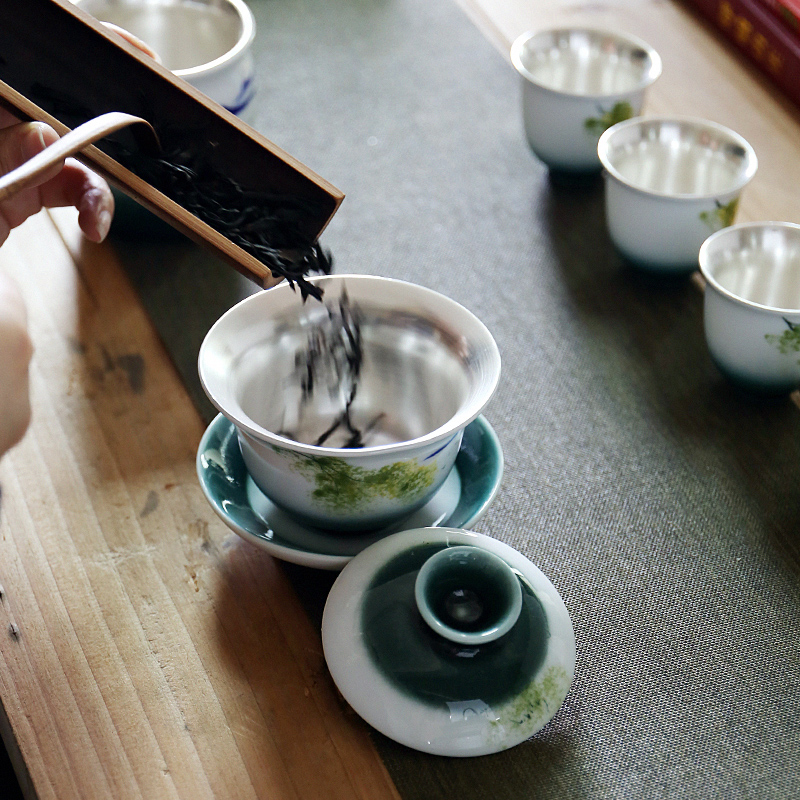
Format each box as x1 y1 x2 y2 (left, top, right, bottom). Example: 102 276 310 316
0 0 344 287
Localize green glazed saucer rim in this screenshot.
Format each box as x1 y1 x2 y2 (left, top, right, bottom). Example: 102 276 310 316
196 414 503 570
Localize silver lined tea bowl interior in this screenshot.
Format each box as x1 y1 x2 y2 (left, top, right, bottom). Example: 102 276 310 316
73 0 254 75
512 27 661 97
700 222 800 310
198 275 501 530
598 116 757 197
232 301 477 449
201 276 500 451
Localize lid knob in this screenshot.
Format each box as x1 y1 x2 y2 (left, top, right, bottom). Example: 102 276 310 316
414 545 522 645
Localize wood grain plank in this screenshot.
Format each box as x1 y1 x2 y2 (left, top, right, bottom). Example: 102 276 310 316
51 209 400 800
0 208 400 800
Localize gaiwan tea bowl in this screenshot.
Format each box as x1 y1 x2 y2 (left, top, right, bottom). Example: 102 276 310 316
598 116 758 275
198 275 501 531
510 28 661 174
699 222 800 394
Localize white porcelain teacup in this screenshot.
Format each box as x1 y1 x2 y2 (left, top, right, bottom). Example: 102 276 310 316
598 116 758 275
75 0 257 115
75 0 257 237
699 222 800 394
511 28 661 175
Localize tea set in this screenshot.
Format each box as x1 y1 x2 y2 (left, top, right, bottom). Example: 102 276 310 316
194 271 577 756
72 0 796 758
511 26 800 394
190 18 800 757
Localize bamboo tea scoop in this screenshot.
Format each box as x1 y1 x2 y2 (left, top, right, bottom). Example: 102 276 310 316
0 112 160 203
0 0 343 288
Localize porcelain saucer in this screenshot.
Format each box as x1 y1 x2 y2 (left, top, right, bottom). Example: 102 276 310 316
321 527 576 757
196 414 503 570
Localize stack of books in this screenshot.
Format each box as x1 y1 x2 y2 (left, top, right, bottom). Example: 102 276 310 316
683 0 800 109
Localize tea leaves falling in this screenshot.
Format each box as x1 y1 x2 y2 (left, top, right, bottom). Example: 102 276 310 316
26 84 335 299
286 287 380 449
120 132 335 300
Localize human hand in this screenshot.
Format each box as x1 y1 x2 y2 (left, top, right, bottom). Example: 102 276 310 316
0 110 116 457
0 108 115 246
0 22 159 460
0 272 33 458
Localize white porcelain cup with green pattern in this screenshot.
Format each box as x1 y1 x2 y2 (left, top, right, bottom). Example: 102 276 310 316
198 275 501 531
699 222 800 394
598 117 758 275
510 28 661 175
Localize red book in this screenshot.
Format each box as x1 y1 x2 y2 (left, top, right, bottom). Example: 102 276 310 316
761 0 800 35
683 0 800 109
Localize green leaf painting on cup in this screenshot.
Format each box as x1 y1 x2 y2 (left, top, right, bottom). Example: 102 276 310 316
584 101 634 136
699 198 739 231
765 318 800 363
290 453 437 512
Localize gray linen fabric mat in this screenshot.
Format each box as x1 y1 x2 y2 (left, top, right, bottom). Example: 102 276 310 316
111 0 800 797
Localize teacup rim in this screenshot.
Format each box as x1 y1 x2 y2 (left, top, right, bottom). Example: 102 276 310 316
510 26 662 100
198 274 502 457
597 115 758 201
76 0 257 78
699 220 800 314
173 0 256 78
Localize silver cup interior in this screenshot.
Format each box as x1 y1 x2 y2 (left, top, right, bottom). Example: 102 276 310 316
512 28 660 96
234 307 475 449
700 223 800 311
75 0 250 73
199 277 501 453
599 117 757 197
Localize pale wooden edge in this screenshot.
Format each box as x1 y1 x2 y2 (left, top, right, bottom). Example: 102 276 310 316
49 206 403 800
0 207 403 800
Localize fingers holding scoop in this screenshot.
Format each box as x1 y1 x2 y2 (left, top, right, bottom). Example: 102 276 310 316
0 119 114 245
0 20 163 245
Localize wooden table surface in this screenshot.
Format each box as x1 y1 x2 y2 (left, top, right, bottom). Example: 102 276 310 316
1 1 799 799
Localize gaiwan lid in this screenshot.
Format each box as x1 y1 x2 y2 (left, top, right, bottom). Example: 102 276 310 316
321 527 576 757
